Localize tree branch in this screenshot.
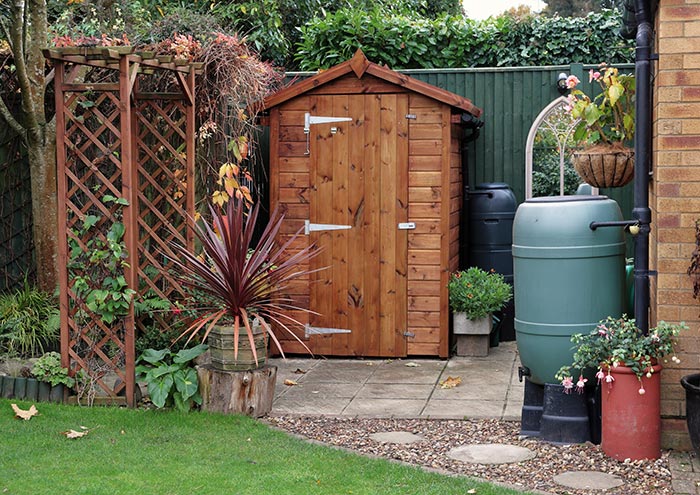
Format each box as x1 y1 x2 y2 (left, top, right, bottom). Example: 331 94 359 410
10 0 39 132
0 93 27 140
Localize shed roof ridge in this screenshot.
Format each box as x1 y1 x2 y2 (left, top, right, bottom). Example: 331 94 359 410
263 51 482 117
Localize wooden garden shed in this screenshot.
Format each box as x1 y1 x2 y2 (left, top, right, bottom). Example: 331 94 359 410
263 50 482 358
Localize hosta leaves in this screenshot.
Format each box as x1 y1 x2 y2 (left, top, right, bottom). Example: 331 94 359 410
148 374 174 408
173 368 199 401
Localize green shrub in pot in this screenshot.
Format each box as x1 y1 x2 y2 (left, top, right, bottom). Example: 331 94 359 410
448 267 512 320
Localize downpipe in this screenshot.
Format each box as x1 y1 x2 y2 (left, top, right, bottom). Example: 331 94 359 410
633 0 654 334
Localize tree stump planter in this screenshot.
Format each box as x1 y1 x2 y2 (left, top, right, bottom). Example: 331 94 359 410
197 365 277 418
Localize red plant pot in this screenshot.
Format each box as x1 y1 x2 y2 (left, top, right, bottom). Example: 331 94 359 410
601 363 662 461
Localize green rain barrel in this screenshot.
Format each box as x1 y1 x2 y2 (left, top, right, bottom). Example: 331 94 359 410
513 196 626 385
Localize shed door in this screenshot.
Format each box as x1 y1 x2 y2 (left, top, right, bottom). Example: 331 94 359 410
308 94 408 357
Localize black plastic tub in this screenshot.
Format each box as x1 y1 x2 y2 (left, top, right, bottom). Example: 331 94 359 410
681 374 700 455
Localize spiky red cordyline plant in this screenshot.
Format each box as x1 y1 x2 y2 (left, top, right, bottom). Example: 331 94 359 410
171 199 320 364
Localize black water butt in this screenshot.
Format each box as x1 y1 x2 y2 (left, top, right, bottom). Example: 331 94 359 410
681 374 700 456
467 183 517 341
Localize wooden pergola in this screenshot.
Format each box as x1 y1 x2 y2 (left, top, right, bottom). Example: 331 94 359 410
45 47 200 406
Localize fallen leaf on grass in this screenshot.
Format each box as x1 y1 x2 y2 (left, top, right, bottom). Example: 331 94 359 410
283 379 298 386
11 403 39 420
61 425 97 439
439 376 462 389
404 362 420 367
62 429 89 439
467 489 477 494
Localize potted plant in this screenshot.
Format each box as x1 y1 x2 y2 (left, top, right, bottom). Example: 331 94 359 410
170 198 319 416
31 351 76 403
556 315 686 461
448 267 512 357
566 64 635 188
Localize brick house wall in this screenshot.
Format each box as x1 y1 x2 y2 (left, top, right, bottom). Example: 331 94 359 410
654 0 700 450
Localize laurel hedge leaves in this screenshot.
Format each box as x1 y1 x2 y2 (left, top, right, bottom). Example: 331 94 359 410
296 9 634 70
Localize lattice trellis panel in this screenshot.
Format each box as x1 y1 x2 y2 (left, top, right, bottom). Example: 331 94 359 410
134 98 193 335
48 48 197 406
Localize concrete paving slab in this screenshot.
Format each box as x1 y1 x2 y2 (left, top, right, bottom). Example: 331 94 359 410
431 382 509 401
343 398 427 417
301 360 378 383
553 471 624 490
367 364 445 384
278 382 364 400
369 431 425 444
271 396 350 415
448 444 536 464
502 400 525 421
421 399 504 419
355 383 434 399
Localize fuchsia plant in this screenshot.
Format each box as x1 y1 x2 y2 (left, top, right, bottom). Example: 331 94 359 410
556 316 686 394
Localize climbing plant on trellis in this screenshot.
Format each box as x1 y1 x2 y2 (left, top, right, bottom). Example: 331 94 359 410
45 47 199 406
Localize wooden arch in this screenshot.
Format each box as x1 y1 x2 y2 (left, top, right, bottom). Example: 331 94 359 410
45 47 200 406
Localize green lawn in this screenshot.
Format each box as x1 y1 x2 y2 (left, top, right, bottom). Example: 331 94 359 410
0 399 534 495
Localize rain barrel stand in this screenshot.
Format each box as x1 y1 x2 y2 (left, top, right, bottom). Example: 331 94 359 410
540 383 591 444
520 377 544 437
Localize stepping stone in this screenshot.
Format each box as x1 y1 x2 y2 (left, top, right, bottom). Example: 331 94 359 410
553 471 624 490
448 444 536 464
369 431 424 444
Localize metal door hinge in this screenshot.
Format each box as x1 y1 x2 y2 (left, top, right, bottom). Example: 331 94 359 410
304 112 353 155
398 222 415 230
305 324 352 338
405 114 417 120
304 220 352 235
403 331 415 338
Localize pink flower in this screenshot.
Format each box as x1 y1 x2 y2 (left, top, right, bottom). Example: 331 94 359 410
595 370 605 383
561 376 574 393
566 75 580 89
589 69 601 82
639 385 646 395
605 372 615 384
172 307 182 315
597 324 608 337
576 375 588 394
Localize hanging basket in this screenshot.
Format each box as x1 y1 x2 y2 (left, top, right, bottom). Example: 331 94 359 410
572 143 634 188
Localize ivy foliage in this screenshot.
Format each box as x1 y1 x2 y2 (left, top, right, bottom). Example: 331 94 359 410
296 9 633 70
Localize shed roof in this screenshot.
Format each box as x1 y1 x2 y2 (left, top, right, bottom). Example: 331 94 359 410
263 50 482 118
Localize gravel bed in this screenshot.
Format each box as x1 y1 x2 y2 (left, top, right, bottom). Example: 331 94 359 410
267 416 672 495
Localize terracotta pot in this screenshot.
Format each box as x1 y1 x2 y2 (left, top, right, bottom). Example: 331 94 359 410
601 363 661 461
572 143 634 188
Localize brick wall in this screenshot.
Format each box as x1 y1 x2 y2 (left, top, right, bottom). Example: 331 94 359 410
655 0 700 450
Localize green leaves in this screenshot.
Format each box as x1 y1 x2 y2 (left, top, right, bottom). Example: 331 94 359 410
448 267 512 320
297 9 633 71
136 345 208 412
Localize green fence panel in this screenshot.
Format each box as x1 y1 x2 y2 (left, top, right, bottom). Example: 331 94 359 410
278 62 635 225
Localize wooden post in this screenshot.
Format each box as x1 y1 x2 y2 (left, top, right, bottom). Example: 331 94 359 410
197 365 277 417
